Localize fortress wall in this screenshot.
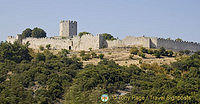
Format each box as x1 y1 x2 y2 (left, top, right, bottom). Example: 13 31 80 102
149 37 158 48
72 34 101 51
122 36 150 48
22 37 72 50
106 40 124 48
157 38 200 52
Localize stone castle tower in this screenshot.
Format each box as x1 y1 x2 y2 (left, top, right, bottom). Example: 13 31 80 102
59 20 77 38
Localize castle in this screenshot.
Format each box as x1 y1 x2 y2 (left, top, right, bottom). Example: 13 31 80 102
7 20 200 52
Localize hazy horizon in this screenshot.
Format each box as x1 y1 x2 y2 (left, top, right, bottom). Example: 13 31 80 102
0 0 200 42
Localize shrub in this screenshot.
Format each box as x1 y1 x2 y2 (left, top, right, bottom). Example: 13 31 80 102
101 33 116 40
140 47 148 53
147 49 154 54
59 49 70 57
82 54 91 61
46 44 51 50
129 55 134 59
184 50 191 55
130 47 139 55
91 52 98 58
80 51 86 56
39 45 44 51
159 47 167 56
154 50 161 58
168 50 174 57
89 48 92 51
78 32 90 37
36 53 45 61
138 52 146 58
179 50 185 56
99 54 104 59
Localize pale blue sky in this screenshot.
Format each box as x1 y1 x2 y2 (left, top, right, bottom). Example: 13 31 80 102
0 0 200 42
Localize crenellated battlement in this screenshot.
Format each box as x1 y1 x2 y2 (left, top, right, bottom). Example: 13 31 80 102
156 38 200 52
59 20 77 38
157 38 200 46
60 20 77 24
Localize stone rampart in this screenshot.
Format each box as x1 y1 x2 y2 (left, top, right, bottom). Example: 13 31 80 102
157 38 200 52
22 37 72 50
72 34 102 51
105 40 124 48
122 36 151 48
6 35 200 52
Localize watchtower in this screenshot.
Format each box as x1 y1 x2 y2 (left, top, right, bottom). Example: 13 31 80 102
59 20 77 38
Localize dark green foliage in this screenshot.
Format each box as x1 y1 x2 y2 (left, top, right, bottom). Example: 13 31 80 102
153 50 161 58
101 33 116 40
130 47 139 55
91 52 98 58
99 53 104 59
65 59 140 103
175 38 183 42
82 54 91 61
179 50 191 55
168 50 174 57
46 44 51 50
1 41 200 104
138 52 146 58
80 50 86 56
140 47 148 53
129 54 134 59
184 50 191 55
35 53 46 61
39 45 44 51
22 28 32 38
89 48 92 51
58 49 70 57
78 32 90 37
147 49 154 54
31 27 46 38
0 42 32 63
0 42 82 103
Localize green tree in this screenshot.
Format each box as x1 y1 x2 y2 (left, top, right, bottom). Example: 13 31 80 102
0 42 32 63
46 44 51 50
91 52 98 58
39 45 44 51
99 53 104 59
130 47 139 55
32 27 46 38
58 49 70 57
154 50 161 58
78 32 90 37
82 54 91 61
168 50 174 57
101 33 116 40
138 52 146 58
80 50 86 56
22 28 32 38
140 47 148 53
36 53 46 61
175 38 183 42
184 50 191 55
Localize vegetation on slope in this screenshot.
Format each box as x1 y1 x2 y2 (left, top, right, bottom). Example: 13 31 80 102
0 42 200 104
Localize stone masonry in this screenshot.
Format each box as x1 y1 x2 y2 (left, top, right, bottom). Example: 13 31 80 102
6 20 200 52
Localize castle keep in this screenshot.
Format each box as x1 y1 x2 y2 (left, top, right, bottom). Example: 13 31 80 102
59 20 77 38
7 20 200 52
